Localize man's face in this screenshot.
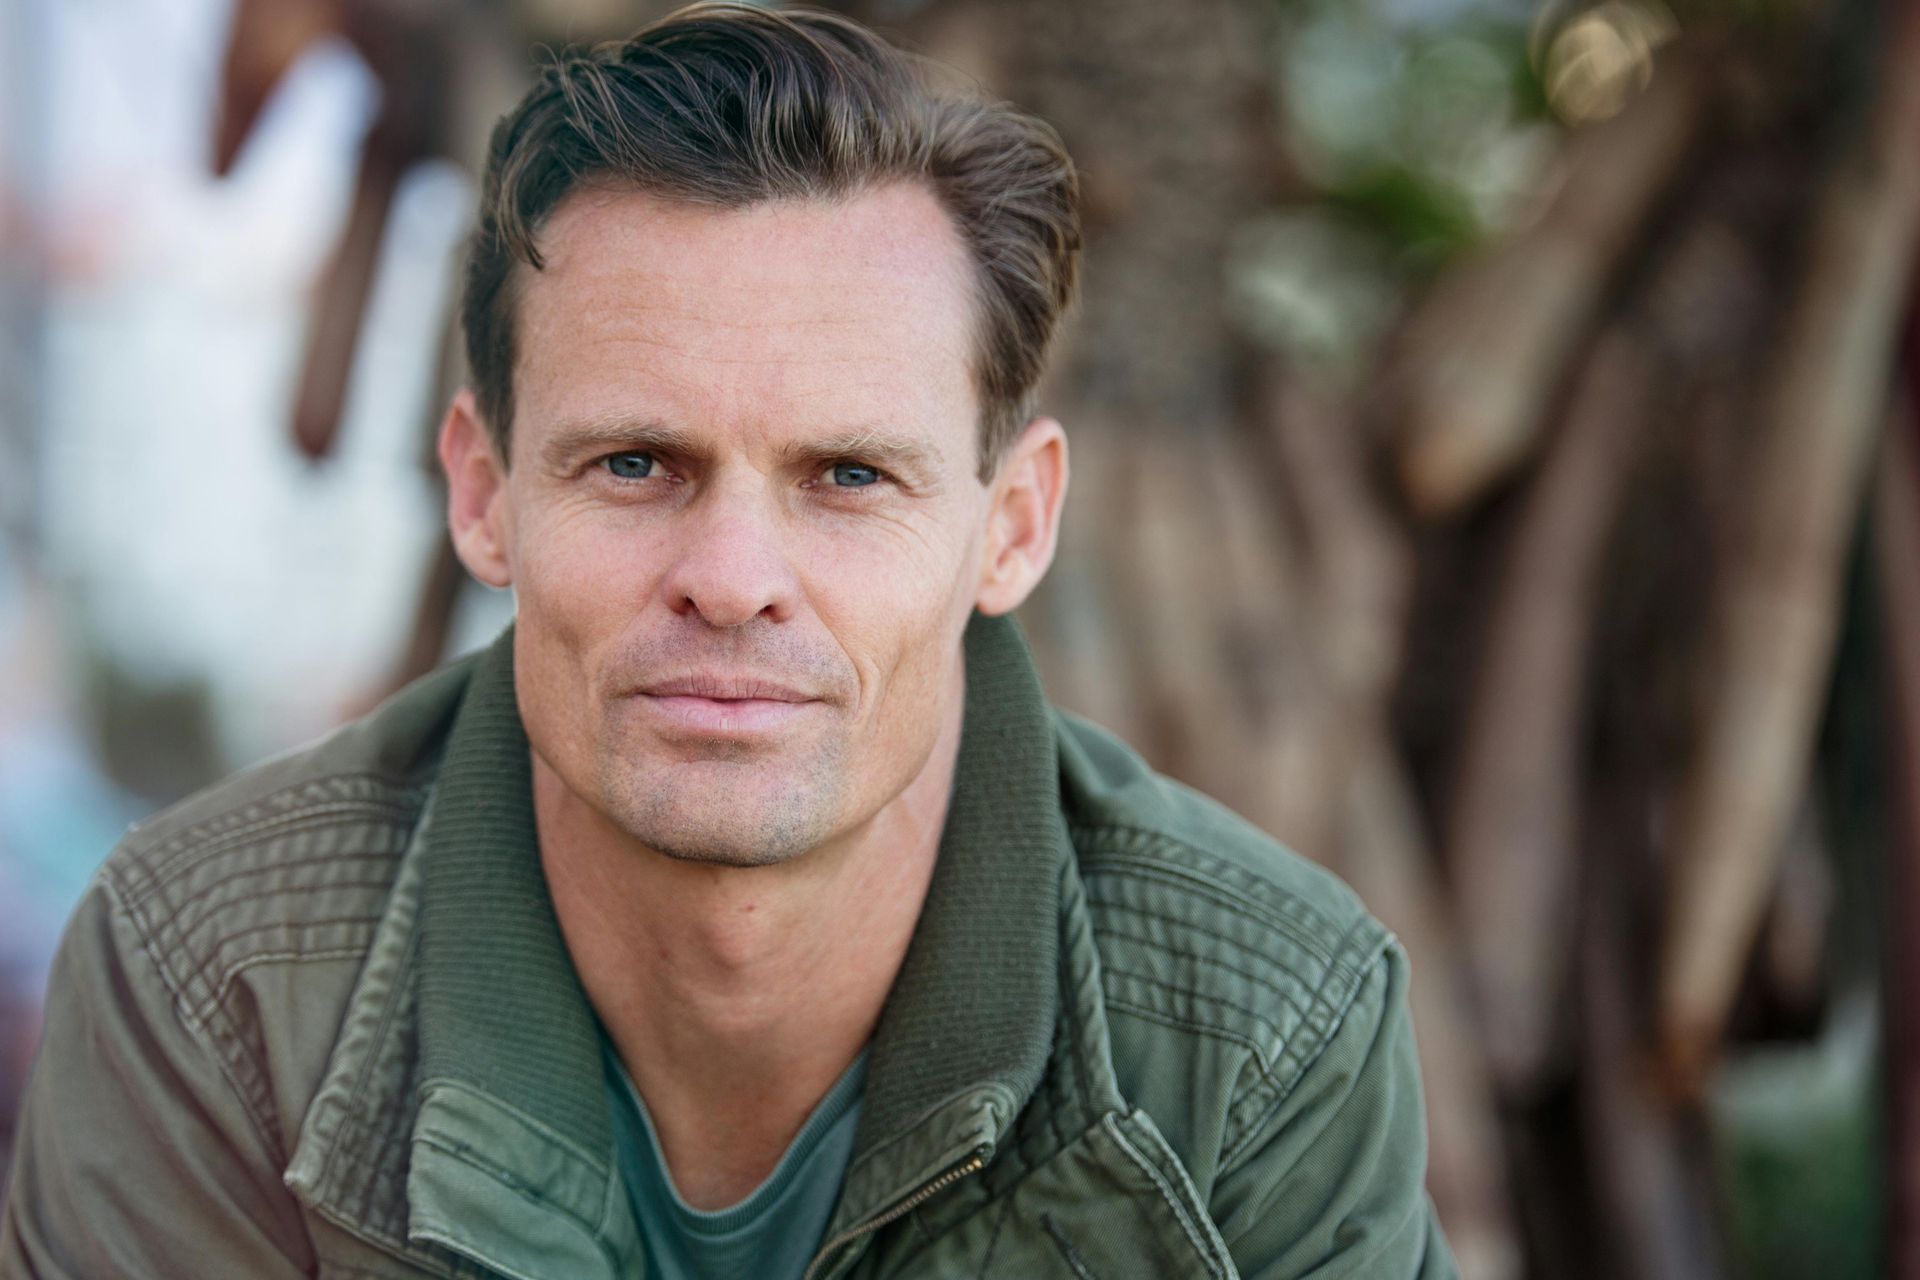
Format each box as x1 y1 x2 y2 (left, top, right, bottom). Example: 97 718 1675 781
449 183 1048 866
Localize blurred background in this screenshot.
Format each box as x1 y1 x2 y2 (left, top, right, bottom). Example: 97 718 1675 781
2 0 1916 1275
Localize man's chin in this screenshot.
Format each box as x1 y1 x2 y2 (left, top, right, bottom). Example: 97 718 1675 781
621 815 828 868
597 766 843 868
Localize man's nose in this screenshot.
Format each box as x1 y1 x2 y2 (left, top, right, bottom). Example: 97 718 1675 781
658 488 801 628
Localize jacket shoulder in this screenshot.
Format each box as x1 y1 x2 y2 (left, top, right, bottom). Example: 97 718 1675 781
1053 708 1395 1175
97 653 477 1031
1055 707 1388 968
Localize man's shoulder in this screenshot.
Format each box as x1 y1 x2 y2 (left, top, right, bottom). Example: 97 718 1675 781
94 652 480 1027
1053 706 1390 971
1051 707 1399 1177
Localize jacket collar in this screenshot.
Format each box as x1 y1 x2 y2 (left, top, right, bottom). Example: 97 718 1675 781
286 611 1072 1277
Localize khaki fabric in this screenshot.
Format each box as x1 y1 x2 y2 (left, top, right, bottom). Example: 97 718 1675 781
0 613 1457 1279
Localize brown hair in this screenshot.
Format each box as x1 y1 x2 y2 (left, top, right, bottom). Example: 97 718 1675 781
461 2 1081 480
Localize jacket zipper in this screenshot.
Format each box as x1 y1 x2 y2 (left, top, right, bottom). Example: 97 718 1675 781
800 1148 989 1280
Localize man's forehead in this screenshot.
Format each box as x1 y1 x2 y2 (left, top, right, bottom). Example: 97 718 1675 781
508 182 982 460
525 182 976 310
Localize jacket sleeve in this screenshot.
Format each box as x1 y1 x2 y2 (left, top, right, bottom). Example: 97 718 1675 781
1207 941 1459 1279
0 878 315 1279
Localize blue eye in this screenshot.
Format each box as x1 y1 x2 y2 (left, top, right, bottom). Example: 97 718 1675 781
831 462 880 488
606 452 656 479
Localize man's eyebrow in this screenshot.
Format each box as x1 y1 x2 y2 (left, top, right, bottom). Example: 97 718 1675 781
539 416 705 471
538 416 944 480
777 428 939 476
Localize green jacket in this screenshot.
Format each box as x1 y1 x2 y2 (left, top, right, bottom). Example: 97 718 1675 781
1 614 1456 1279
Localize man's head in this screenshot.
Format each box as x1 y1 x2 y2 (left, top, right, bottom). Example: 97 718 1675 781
441 4 1080 868
460 2 1080 480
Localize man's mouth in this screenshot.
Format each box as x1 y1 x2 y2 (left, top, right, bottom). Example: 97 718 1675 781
633 673 822 735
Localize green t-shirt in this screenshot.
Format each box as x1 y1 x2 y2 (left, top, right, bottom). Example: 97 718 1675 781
602 1035 868 1280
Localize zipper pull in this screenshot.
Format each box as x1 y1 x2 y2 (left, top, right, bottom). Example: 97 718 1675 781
801 1147 989 1280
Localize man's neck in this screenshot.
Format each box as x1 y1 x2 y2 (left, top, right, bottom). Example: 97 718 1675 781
534 673 964 1211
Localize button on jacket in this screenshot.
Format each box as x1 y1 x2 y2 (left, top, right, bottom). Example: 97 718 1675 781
0 613 1458 1279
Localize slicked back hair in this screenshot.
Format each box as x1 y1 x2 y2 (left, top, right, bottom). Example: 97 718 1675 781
461 2 1081 481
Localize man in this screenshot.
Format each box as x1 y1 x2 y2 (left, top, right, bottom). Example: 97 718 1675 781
0 5 1456 1277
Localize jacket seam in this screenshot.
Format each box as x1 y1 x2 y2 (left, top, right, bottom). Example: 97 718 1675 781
1071 825 1355 954
170 916 384 1022
101 874 294 1181
1057 860 1100 1115
311 917 424 1218
1102 997 1297 1120
1220 913 1385 1164
415 1079 611 1179
1100 988 1322 1151
1089 920 1320 1027
304 1200 466 1280
152 850 407 945
206 947 371 1025
1074 844 1355 981
1099 967 1300 1052
118 778 424 902
1219 943 1394 1175
123 802 423 905
1102 1115 1228 1280
1081 896 1342 997
412 1132 599 1228
1101 998 1272 1063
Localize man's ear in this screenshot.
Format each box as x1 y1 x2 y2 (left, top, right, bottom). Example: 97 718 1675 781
439 389 514 589
975 416 1069 617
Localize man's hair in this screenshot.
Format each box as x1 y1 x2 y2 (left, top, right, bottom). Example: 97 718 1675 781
460 2 1081 480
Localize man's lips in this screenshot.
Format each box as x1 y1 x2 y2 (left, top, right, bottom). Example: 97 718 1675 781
639 674 816 701
631 673 824 735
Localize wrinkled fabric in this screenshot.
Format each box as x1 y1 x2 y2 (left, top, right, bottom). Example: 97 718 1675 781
0 613 1457 1279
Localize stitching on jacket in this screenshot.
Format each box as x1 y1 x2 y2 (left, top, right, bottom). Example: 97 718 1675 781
121 777 414 871
417 1079 611 1178
156 874 399 986
1040 1214 1100 1280
204 946 371 1025
1102 1116 1227 1280
1071 828 1354 961
1088 920 1319 1026
411 1132 605 1236
153 849 405 942
119 781 423 900
1078 894 1337 994
122 802 421 907
1219 948 1394 1175
974 1193 1016 1276
314 921 423 1206
100 877 294 1195
1107 984 1321 1139
1077 855 1352 981
1219 915 1386 1162
1101 998 1275 1069
1057 864 1098 1113
1100 995 1310 1155
170 915 382 1018
201 990 289 1164
1099 967 1298 1050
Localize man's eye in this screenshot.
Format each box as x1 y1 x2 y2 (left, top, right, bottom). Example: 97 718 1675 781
605 452 656 480
829 462 881 488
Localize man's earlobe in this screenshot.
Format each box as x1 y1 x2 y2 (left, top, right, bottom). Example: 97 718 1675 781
439 389 514 589
976 417 1069 617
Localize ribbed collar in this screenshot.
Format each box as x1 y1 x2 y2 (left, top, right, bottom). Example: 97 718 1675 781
409 610 1067 1258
